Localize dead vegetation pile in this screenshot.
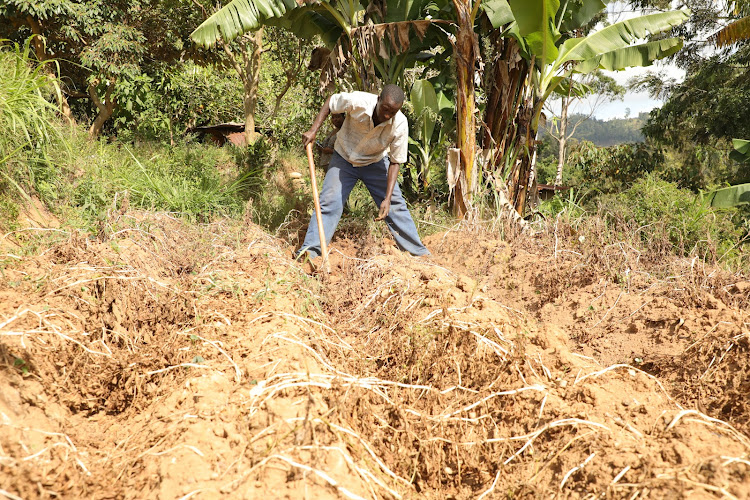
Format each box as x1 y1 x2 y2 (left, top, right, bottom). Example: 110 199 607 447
1 214 749 499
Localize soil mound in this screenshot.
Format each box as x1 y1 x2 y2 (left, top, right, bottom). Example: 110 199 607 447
1 216 749 499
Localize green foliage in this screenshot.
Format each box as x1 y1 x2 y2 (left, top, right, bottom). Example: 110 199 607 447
66 138 252 225
258 29 323 149
638 47 750 193
120 147 250 219
0 40 58 154
703 183 750 208
656 143 744 191
190 0 306 48
113 62 246 141
537 187 588 222
1 0 211 136
643 49 750 148
0 38 67 209
404 79 453 199
231 137 273 197
730 138 750 164
542 112 647 147
244 148 310 233
534 135 559 184
567 141 665 193
600 174 741 260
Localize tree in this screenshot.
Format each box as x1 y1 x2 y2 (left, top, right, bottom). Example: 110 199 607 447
547 70 625 186
0 0 208 137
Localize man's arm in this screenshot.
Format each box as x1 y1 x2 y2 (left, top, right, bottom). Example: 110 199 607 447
375 161 400 221
302 96 331 148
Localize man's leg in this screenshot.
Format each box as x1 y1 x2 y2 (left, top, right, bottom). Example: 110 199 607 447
360 157 430 256
297 153 358 258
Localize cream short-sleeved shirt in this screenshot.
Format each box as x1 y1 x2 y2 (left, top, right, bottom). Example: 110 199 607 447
328 91 409 167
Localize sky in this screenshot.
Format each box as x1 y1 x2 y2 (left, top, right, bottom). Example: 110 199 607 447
576 63 686 120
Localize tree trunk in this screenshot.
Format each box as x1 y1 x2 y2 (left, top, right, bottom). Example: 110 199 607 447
88 78 116 138
27 16 75 125
242 29 263 145
482 37 527 157
555 95 569 186
508 99 536 215
482 36 533 218
271 70 296 120
451 0 478 219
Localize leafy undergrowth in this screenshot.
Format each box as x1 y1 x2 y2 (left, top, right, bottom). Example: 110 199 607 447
1 211 749 499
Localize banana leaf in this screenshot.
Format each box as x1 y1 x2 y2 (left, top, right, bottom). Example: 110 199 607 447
191 0 335 47
508 0 561 64
729 138 750 163
574 37 683 73
410 79 438 142
559 10 689 64
703 183 750 208
558 0 607 34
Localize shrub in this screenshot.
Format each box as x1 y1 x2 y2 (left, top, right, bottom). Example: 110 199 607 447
567 141 664 193
65 139 253 226
600 174 741 261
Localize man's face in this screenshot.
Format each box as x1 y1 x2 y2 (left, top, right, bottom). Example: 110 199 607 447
374 96 402 123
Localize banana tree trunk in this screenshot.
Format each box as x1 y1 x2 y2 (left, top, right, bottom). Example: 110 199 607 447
482 37 527 153
508 98 536 214
451 0 478 218
482 36 530 203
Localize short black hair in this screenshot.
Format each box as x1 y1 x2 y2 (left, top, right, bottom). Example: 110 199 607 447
380 84 405 105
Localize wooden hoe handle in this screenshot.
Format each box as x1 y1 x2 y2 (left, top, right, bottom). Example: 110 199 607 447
305 143 329 272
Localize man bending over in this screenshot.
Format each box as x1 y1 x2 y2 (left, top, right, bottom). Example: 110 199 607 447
297 84 430 259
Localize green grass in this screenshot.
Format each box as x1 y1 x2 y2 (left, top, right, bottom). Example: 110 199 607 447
0 38 67 229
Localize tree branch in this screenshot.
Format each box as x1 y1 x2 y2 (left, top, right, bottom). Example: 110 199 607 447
220 41 247 86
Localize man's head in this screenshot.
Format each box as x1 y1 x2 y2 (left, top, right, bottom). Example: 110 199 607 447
374 84 405 124
331 113 345 129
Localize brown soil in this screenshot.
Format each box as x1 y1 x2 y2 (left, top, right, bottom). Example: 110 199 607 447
1 212 749 499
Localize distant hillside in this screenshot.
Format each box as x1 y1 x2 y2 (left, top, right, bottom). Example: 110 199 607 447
542 111 648 146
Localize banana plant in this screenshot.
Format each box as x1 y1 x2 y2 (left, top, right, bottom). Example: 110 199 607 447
522 10 690 134
714 15 750 47
407 79 454 194
703 183 750 208
730 138 750 163
702 139 750 208
484 1 690 213
191 0 454 91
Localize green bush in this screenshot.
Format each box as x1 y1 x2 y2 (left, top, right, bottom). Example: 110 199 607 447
567 141 665 193
600 174 741 260
537 188 588 224
110 63 246 142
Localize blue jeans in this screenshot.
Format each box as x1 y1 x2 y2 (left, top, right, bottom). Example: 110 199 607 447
298 152 430 258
